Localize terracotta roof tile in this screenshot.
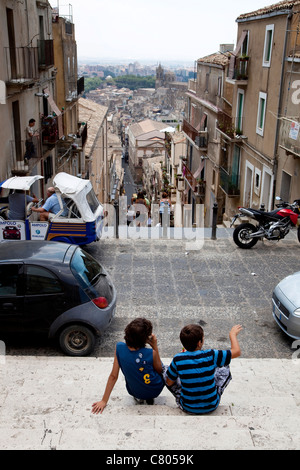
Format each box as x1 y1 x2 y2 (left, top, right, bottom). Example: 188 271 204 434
237 0 300 20
197 52 230 66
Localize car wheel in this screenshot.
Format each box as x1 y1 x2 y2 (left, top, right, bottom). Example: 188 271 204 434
59 324 96 356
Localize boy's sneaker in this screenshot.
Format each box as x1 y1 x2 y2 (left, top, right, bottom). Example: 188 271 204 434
133 397 144 404
146 398 154 405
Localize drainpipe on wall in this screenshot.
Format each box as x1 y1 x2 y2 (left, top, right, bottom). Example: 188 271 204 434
272 11 293 207
24 0 30 46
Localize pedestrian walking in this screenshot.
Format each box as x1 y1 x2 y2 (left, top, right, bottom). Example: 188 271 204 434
159 191 172 225
24 118 37 163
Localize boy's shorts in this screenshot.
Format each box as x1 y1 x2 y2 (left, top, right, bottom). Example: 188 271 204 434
215 365 232 396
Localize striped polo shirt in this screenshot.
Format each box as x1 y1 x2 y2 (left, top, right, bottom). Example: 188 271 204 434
167 349 232 414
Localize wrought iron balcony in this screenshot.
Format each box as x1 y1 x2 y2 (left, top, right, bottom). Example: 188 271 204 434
77 76 85 96
56 122 88 156
182 162 206 197
37 40 54 69
10 132 42 175
220 167 240 196
228 56 250 82
4 47 39 84
216 112 245 140
182 119 208 149
4 41 54 84
187 79 197 93
41 115 60 145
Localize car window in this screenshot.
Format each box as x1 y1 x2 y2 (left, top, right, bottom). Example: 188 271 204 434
0 264 20 295
25 265 63 295
70 248 103 288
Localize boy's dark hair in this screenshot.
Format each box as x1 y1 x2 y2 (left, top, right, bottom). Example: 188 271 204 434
29 118 36 124
124 318 153 349
180 324 204 351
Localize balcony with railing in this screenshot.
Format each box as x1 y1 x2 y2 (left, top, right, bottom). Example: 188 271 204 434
4 47 39 84
4 40 54 85
37 40 54 69
41 115 60 146
227 56 250 83
219 167 240 197
77 76 85 96
56 121 88 157
182 118 208 149
188 79 197 93
182 162 206 196
9 132 42 175
216 112 246 141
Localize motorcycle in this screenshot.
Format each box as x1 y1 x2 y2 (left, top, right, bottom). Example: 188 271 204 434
231 197 300 249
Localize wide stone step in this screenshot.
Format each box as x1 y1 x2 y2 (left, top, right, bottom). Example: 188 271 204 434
0 357 299 450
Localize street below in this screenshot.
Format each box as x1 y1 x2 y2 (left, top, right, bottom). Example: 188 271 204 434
6 232 300 360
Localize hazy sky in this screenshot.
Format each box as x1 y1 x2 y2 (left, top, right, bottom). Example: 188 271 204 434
50 0 272 64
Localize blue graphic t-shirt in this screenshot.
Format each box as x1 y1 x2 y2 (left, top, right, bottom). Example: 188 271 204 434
116 342 164 400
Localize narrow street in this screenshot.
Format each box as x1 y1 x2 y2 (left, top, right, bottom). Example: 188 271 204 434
87 235 299 359
122 160 137 203
6 232 300 360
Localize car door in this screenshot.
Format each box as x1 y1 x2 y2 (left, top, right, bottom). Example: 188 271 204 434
0 263 24 333
23 264 69 333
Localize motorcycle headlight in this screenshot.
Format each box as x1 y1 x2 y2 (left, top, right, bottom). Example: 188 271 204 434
293 308 300 317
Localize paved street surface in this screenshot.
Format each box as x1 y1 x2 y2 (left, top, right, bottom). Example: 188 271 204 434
87 229 300 359
1 229 300 450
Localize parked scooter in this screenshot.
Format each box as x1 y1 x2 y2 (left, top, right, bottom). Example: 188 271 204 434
231 197 300 248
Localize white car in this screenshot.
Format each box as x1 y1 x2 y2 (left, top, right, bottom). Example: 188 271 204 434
272 272 300 340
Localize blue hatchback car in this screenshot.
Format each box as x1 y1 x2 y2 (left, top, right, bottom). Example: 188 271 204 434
0 241 116 355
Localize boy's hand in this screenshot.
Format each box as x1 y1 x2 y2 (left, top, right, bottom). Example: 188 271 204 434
230 325 243 336
91 400 107 414
229 325 243 358
146 334 158 349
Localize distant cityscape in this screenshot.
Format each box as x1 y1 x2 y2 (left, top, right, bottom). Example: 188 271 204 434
78 60 196 83
78 57 195 67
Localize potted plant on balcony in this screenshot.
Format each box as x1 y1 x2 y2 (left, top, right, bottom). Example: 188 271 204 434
239 53 249 61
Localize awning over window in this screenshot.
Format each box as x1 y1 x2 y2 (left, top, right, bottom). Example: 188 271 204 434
44 87 64 139
0 80 6 104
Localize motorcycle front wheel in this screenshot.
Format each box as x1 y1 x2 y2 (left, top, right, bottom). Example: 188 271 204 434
233 223 259 249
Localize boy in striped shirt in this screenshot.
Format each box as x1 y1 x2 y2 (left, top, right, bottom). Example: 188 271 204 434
166 324 242 414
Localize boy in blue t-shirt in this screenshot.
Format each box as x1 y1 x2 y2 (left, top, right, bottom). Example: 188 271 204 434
92 318 164 414
166 324 242 414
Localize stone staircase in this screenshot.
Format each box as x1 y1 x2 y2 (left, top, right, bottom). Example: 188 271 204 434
0 356 299 450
